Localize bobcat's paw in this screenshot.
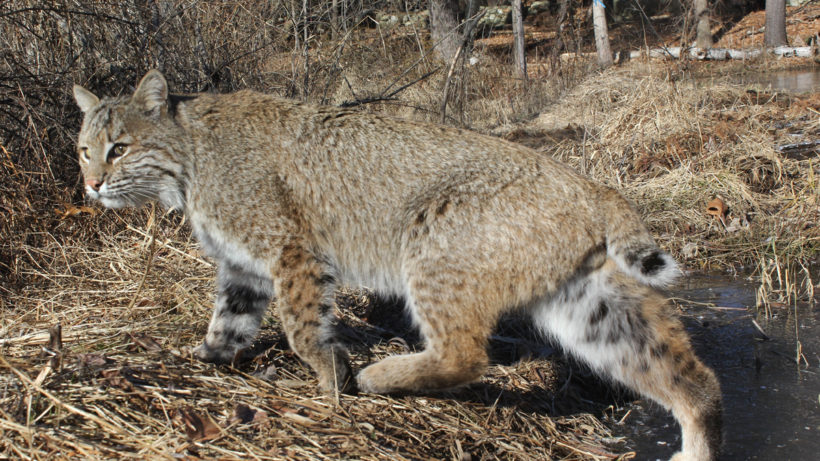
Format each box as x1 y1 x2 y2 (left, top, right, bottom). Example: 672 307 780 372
192 341 239 364
356 359 406 394
355 367 383 394
316 345 355 394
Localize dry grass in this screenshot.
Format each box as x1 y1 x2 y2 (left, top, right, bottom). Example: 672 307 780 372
0 209 632 460
504 60 819 306
2 2 818 459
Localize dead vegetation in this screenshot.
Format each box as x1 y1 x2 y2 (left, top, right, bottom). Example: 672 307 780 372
508 62 819 306
1 209 632 460
1 1 818 460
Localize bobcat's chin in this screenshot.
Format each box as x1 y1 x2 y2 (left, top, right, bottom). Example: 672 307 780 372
98 196 133 209
91 191 149 209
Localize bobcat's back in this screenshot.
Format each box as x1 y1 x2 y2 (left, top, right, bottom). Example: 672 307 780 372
167 89 676 290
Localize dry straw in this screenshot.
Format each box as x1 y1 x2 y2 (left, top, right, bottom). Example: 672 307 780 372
1 1 817 457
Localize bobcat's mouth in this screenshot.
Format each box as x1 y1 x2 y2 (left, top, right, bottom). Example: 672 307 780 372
86 182 139 209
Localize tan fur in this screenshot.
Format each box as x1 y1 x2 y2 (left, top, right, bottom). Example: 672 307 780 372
73 71 721 460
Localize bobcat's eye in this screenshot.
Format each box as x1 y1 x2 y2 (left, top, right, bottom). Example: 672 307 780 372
79 148 90 163
107 143 128 163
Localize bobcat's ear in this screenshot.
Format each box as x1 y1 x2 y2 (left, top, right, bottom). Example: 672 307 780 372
132 69 168 114
73 85 100 113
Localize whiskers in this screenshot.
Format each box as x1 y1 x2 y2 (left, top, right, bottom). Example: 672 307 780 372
98 173 184 210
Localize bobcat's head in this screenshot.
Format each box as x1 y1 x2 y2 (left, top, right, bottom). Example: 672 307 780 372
73 70 186 209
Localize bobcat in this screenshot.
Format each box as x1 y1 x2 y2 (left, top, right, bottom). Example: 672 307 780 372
73 70 721 460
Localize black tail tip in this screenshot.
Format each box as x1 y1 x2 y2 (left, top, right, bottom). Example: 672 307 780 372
640 250 667 276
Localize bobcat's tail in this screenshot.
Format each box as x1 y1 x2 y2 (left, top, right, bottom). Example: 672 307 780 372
601 188 679 288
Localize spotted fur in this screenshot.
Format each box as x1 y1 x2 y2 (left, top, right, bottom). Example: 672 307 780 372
74 70 721 460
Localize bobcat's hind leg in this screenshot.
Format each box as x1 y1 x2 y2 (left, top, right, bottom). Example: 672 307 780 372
273 243 352 393
357 270 495 394
194 263 273 363
535 262 722 461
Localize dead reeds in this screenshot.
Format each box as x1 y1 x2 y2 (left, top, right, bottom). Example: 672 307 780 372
518 62 819 307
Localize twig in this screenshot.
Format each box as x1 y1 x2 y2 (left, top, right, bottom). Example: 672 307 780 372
750 318 771 340
339 68 440 108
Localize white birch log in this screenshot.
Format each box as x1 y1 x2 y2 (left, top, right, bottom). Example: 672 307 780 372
624 46 815 61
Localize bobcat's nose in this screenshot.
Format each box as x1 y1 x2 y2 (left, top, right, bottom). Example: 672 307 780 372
85 178 103 191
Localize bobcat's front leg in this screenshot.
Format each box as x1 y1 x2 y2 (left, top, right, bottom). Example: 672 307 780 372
194 263 273 363
273 243 352 393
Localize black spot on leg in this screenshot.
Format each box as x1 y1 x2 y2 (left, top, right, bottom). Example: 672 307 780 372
590 301 609 325
651 342 670 359
638 358 650 373
316 273 336 286
435 200 450 216
627 309 649 332
282 279 295 293
222 330 250 347
624 247 643 267
605 317 628 344
318 303 333 316
635 332 648 352
641 250 666 275
625 309 650 350
224 284 268 315
682 358 698 374
415 210 427 225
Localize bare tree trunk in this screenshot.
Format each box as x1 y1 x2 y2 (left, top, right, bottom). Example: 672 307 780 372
511 0 526 79
331 0 339 40
429 0 461 62
592 0 612 67
694 0 712 48
291 0 300 49
549 0 570 71
764 0 788 47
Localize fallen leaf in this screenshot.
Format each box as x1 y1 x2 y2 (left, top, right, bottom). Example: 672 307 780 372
76 353 114 369
228 404 269 426
46 324 62 352
55 203 99 219
127 332 163 352
229 404 255 425
100 368 134 391
175 408 222 441
706 197 728 221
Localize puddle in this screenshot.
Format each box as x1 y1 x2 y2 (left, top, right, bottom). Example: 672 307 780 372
608 273 820 460
726 69 820 94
